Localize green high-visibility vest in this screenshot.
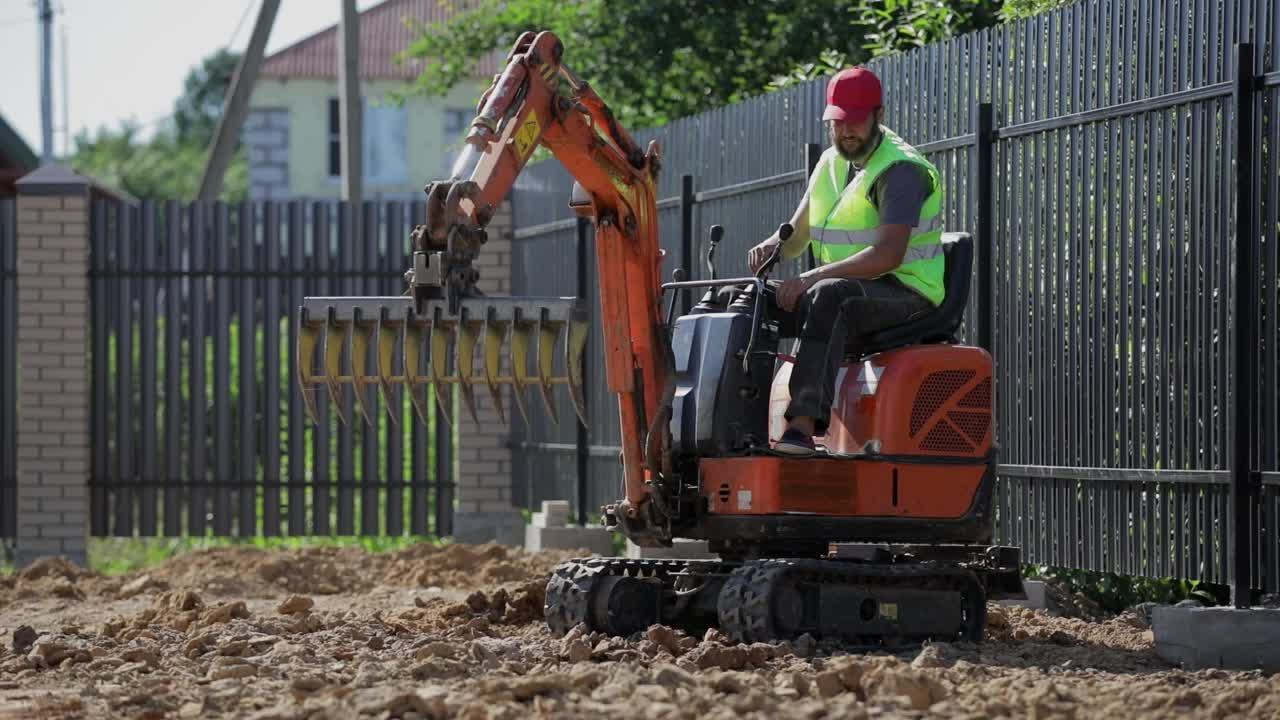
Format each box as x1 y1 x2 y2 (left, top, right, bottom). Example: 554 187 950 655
807 126 946 305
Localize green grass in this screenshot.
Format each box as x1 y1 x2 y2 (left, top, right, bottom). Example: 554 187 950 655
85 534 449 577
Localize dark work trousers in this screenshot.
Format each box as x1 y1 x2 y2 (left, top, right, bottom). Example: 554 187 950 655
718 275 933 435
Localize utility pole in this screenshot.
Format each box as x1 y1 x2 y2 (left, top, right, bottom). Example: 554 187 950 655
60 23 69 158
38 0 54 163
338 0 363 210
196 0 282 201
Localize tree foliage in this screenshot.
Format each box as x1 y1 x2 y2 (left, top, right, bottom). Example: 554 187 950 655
70 50 247 202
398 0 1012 130
172 48 243 147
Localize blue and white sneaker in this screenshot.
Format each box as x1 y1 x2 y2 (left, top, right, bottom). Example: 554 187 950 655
774 428 816 456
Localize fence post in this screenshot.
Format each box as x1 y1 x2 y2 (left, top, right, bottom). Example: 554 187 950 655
804 143 822 271
12 165 92 569
575 216 591 526
679 174 695 312
450 200 522 545
1230 42 1259 608
975 103 995 354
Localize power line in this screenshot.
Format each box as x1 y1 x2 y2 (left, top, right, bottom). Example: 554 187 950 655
227 0 258 50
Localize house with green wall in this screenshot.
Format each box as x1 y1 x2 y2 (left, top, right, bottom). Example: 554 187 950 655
245 0 499 201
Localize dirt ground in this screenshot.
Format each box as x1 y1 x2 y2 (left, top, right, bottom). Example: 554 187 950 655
1 543 1277 720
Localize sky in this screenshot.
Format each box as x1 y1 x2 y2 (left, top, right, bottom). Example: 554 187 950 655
0 0 384 158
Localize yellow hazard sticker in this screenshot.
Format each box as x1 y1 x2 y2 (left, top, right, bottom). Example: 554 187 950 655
513 113 541 160
880 603 899 621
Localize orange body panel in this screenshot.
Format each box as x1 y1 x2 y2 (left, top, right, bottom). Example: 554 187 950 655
702 344 994 520
700 457 986 518
769 345 993 457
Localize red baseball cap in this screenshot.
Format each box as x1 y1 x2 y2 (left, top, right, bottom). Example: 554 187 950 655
823 67 882 122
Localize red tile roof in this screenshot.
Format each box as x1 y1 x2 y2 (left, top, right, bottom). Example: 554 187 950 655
260 0 502 81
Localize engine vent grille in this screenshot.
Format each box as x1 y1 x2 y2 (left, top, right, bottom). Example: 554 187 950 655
910 370 975 436
718 483 731 505
958 377 992 409
948 411 991 445
920 420 972 452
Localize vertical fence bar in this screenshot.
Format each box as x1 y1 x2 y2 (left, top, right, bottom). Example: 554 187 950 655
312 202 332 535
287 201 306 535
336 203 355 535
975 103 995 354
1232 42 1259 605
88 198 107 536
804 143 822 272
575 216 590 527
361 202 380 535
435 402 453 536
163 201 182 536
237 202 258 537
115 202 134 536
188 203 208 537
139 201 158 536
679 174 694 312
385 202 405 537
263 202 282 535
212 204 232 535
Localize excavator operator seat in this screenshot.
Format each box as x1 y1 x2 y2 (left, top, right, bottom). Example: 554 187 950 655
852 232 973 359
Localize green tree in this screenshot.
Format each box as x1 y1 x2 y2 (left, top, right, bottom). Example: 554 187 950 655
999 0 1075 20
69 49 247 202
69 122 248 202
398 0 1008 130
172 48 243 146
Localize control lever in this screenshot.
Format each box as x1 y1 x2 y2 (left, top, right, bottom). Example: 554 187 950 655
740 222 793 374
706 224 724 280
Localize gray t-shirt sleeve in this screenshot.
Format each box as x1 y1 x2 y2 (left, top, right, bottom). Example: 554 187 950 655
871 161 933 227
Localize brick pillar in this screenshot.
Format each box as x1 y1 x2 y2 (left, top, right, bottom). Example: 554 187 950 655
12 166 91 569
450 200 524 546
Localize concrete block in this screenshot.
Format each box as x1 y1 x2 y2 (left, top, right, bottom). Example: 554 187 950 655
995 580 1052 611
625 538 716 560
525 524 616 556
451 509 526 547
1153 605 1280 672
532 500 571 528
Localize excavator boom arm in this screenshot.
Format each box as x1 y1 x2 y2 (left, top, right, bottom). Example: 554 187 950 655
298 30 673 541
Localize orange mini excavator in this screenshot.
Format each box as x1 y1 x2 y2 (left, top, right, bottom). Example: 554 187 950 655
296 31 1023 645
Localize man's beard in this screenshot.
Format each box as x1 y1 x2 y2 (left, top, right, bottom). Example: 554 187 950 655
833 126 881 161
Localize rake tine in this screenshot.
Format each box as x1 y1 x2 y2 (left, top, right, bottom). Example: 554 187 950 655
430 306 454 426
348 308 375 426
482 307 506 424
297 308 323 426
566 314 589 427
375 308 400 426
403 319 431 428
507 308 533 427
536 309 560 425
323 310 349 427
456 307 482 426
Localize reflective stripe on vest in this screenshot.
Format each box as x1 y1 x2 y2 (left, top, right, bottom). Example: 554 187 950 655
807 126 947 305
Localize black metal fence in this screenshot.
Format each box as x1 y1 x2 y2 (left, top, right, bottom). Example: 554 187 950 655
86 199 454 538
1 198 16 541
511 0 1280 599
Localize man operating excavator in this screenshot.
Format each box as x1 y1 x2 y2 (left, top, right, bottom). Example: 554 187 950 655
742 66 948 456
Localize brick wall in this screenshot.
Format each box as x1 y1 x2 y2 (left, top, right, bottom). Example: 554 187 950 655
451 200 523 544
13 167 91 568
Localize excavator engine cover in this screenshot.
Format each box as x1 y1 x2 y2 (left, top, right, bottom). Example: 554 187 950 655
669 310 778 455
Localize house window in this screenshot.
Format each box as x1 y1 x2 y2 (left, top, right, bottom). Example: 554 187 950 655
327 97 409 185
442 108 469 175
328 98 341 177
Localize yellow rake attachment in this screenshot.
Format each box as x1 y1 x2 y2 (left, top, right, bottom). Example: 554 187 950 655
296 295 589 428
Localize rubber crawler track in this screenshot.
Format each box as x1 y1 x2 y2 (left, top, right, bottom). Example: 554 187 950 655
547 556 987 644
719 558 987 644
